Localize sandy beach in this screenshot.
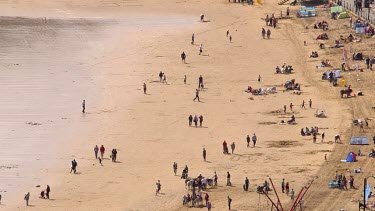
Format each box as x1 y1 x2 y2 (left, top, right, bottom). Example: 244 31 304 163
0 0 375 210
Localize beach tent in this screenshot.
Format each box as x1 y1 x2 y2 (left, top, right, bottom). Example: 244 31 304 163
334 70 341 78
365 184 371 204
345 152 357 162
350 136 369 145
330 6 343 14
298 6 316 18
338 12 350 19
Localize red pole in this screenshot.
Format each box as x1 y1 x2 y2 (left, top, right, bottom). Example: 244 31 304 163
290 180 314 211
290 187 305 211
269 178 284 211
263 191 281 211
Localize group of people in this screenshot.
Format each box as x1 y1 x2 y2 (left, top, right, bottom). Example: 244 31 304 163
222 140 236 154
188 115 204 127
309 51 319 58
261 28 271 39
275 64 293 74
334 172 355 189
39 185 51 200
94 145 118 164
314 20 329 30
265 14 278 28
22 185 51 206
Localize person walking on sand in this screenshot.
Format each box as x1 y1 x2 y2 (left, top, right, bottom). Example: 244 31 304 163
199 44 203 55
284 105 287 113
289 102 293 111
227 30 229 37
301 100 305 108
188 115 193 126
262 28 266 39
155 180 161 196
159 71 163 82
290 189 295 200
244 177 249 191
247 135 250 147
193 115 199 127
24 192 30 206
82 100 86 113
143 83 147 94
227 196 232 210
173 162 178 175
229 35 232 43
199 115 203 127
70 159 77 173
46 185 50 199
309 99 312 108
203 148 207 161
199 75 203 88
100 145 105 159
227 171 231 186
162 73 167 84
282 178 285 193
184 75 187 84
213 171 218 186
181 52 186 63
287 7 290 16
258 75 261 82
286 182 290 194
191 33 195 45
267 29 271 39
204 193 209 206
322 132 325 142
207 201 212 211
230 142 235 154
252 133 257 147
193 89 200 102
94 145 99 159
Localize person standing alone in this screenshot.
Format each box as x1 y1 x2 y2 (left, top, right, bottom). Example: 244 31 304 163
227 196 232 210
203 148 207 161
46 185 51 199
24 192 30 206
82 100 85 113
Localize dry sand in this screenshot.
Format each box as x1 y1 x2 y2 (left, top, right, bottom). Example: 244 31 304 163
0 0 374 210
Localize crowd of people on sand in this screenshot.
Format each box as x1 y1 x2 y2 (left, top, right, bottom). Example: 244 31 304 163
332 171 355 190
136 4 375 211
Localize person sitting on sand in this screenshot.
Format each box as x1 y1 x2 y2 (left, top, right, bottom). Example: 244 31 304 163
40 191 45 199
275 66 281 74
301 128 305 136
200 14 204 22
287 115 295 124
335 134 341 143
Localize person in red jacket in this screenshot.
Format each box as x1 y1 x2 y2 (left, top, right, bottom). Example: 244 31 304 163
100 145 105 159
223 141 228 154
